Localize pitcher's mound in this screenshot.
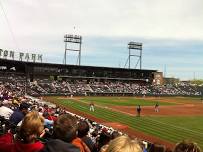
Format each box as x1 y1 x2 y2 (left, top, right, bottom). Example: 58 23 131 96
102 122 128 130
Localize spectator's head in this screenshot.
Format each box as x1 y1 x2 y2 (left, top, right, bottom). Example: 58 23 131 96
98 130 111 150
149 143 166 152
106 135 142 152
174 140 201 152
43 111 49 119
18 111 44 143
111 131 121 140
44 104 48 110
19 102 29 115
38 107 43 112
53 114 78 142
77 120 89 138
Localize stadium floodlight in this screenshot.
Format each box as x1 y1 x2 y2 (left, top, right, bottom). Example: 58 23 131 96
127 42 142 69
128 42 142 50
63 34 82 65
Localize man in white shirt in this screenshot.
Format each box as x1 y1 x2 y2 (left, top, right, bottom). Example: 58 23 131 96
89 102 95 112
0 102 13 119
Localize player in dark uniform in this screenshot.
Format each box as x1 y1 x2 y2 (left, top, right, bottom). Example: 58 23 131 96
137 105 141 117
155 102 159 112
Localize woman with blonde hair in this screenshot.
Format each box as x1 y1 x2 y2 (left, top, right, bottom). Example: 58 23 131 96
0 111 45 152
105 135 142 152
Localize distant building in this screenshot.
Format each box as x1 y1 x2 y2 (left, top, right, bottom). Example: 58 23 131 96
152 72 163 85
164 77 179 85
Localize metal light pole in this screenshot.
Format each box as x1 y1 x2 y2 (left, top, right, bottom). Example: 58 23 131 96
64 34 82 65
127 42 142 70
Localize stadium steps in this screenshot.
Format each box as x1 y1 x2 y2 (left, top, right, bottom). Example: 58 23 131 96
67 82 73 93
87 84 94 92
35 83 48 94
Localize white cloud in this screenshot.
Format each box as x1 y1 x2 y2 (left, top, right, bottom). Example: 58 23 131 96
1 0 203 40
0 0 203 80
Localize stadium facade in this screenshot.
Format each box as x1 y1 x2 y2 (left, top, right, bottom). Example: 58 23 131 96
0 58 161 83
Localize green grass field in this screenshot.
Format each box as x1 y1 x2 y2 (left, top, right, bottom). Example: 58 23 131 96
80 97 175 106
46 96 203 149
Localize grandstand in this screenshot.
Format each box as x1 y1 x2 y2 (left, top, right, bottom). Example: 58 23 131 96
0 58 155 95
1 57 203 151
0 58 201 97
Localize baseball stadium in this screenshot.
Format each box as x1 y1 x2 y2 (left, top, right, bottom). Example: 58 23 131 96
1 1 203 152
0 56 203 151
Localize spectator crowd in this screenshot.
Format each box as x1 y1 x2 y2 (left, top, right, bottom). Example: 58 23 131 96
0 72 202 152
0 84 155 152
27 79 201 97
0 72 201 97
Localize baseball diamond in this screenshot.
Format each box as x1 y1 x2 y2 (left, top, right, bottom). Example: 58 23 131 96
44 96 203 149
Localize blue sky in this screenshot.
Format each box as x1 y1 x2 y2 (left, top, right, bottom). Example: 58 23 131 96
0 0 203 80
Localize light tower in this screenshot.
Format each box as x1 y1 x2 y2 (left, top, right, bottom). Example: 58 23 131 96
63 34 82 65
126 42 142 69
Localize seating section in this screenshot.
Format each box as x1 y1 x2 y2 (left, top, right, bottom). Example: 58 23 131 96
0 81 154 152
0 72 201 96
0 72 202 152
26 79 201 96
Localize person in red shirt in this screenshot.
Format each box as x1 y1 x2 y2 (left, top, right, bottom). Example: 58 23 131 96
47 110 57 122
43 104 52 113
0 111 45 152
